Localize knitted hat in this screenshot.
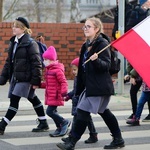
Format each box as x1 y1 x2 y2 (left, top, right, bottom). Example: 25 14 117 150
16 17 30 29
43 46 57 60
71 57 79 67
139 0 147 5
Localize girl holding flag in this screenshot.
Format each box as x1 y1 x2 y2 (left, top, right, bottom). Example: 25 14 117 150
56 17 125 150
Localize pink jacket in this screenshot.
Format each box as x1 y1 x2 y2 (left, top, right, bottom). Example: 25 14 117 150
41 61 68 106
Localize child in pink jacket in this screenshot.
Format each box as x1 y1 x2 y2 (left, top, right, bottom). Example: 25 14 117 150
41 46 71 137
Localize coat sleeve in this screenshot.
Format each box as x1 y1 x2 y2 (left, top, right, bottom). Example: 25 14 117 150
27 41 42 86
0 46 11 85
126 61 139 78
56 69 68 96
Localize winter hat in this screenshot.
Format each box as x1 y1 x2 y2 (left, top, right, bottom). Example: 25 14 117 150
16 17 30 29
71 57 79 67
43 46 57 60
139 0 147 5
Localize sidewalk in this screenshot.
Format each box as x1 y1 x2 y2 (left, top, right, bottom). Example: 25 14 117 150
0 80 142 113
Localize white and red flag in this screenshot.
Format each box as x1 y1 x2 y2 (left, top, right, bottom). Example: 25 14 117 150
112 16 150 87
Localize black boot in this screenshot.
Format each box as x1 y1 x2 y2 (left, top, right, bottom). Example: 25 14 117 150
57 136 78 150
61 136 71 143
104 135 125 149
32 119 49 132
84 133 98 144
0 118 7 135
61 132 72 143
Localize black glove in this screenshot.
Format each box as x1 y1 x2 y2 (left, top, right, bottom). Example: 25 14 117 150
0 76 7 85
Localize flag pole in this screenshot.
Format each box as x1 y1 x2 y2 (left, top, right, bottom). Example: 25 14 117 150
83 43 111 65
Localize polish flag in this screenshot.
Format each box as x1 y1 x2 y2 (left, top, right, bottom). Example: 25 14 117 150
112 16 150 87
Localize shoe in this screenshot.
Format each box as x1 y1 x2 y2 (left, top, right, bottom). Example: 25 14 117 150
32 119 49 132
84 133 98 144
0 118 7 135
104 137 125 149
142 114 150 122
57 136 78 150
61 136 70 143
58 120 71 137
127 114 134 120
126 117 140 126
49 128 61 137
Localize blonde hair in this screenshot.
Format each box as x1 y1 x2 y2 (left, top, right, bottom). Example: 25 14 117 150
13 20 32 35
86 17 104 39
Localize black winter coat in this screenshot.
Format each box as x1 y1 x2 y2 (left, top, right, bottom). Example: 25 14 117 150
0 34 42 86
76 33 114 97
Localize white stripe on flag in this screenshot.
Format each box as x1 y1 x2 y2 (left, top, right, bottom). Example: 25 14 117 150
133 16 150 46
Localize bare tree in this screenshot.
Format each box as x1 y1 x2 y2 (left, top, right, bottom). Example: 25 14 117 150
34 0 41 22
70 0 81 23
55 0 63 23
3 0 19 20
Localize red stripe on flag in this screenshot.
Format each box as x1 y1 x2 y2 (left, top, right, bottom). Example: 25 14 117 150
112 29 150 87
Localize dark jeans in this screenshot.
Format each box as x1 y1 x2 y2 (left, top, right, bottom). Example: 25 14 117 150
46 106 64 128
136 91 150 119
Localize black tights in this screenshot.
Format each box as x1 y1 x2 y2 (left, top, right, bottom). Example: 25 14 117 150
72 108 121 140
99 109 121 137
70 112 96 137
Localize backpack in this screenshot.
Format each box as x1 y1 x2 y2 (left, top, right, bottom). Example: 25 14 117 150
36 41 47 68
109 49 121 76
125 4 150 32
27 38 47 68
100 33 121 75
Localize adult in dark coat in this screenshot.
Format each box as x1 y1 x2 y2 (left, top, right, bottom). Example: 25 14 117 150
0 17 49 135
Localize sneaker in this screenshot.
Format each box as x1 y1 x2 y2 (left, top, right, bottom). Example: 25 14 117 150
49 128 61 137
126 114 134 120
126 117 140 126
58 120 71 137
142 114 150 122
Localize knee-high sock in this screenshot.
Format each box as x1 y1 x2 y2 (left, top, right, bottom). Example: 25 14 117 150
28 96 46 120
4 94 20 123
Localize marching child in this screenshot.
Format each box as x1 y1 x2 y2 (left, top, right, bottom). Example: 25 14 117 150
41 46 71 137
62 57 98 144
